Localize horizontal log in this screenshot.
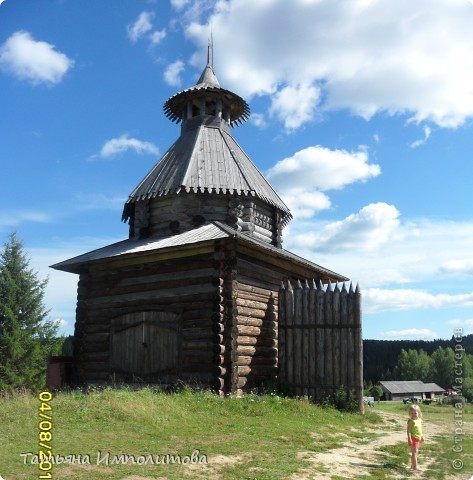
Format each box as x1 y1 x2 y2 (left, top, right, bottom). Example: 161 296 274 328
81 352 109 362
237 355 277 367
182 328 213 340
235 297 268 311
238 365 277 377
237 336 277 347
181 364 213 374
182 340 215 350
238 283 278 299
213 366 227 377
89 257 214 281
182 308 217 320
83 361 109 372
86 286 215 308
236 306 266 319
182 353 213 364
236 345 278 356
237 325 277 338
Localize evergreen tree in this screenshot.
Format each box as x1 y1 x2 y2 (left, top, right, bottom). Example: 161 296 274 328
0 233 58 391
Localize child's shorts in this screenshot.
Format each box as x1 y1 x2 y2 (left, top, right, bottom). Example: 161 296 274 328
409 437 420 447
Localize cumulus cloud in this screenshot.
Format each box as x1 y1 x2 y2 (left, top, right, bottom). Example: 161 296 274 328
268 146 380 192
267 145 381 218
364 288 473 313
380 329 439 340
95 134 159 159
164 60 185 87
184 0 473 128
291 203 401 252
0 31 73 85
269 83 320 130
439 259 473 276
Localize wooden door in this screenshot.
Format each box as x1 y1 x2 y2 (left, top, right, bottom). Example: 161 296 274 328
110 311 180 383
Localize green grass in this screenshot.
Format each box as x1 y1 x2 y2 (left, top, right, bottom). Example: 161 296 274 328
1 389 471 480
1 387 377 480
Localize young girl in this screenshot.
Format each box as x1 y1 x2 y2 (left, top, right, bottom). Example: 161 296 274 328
407 404 425 471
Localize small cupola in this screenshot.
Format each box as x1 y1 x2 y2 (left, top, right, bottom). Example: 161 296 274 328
163 45 250 129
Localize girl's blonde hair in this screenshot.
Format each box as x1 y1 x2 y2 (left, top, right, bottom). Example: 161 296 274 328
408 404 422 417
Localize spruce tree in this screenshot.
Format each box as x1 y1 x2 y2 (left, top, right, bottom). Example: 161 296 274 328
0 233 58 391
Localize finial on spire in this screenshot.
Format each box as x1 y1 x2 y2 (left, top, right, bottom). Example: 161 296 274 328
207 31 214 69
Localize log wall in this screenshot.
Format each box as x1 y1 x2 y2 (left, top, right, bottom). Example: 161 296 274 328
73 252 222 387
278 280 363 411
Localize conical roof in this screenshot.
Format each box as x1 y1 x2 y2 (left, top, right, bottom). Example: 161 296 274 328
122 117 292 225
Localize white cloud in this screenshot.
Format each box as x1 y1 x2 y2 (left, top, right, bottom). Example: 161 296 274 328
282 191 331 219
269 83 320 130
0 210 53 228
380 329 439 340
127 11 154 42
149 29 166 45
364 288 473 313
267 146 380 218
171 0 190 10
410 126 431 148
184 0 473 128
164 60 185 87
291 202 400 252
250 113 267 128
0 31 73 85
268 146 380 192
95 134 159 159
439 259 473 276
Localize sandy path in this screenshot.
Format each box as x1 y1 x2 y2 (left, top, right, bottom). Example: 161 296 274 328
290 408 453 479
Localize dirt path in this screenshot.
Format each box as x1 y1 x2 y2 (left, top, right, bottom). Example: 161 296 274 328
290 408 451 479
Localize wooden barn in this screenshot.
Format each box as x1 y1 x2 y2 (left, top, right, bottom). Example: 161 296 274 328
52 54 351 396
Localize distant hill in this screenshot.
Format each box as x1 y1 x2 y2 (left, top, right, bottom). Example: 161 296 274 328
363 334 473 384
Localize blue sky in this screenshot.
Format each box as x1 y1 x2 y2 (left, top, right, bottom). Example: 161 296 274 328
1 0 473 341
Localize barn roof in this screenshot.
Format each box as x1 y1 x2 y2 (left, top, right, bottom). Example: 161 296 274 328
51 221 347 282
122 116 292 225
379 380 445 394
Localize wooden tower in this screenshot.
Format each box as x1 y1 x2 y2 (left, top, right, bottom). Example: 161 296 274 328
52 53 348 395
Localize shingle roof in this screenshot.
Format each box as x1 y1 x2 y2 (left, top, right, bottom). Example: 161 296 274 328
379 380 445 394
50 221 347 282
122 118 292 225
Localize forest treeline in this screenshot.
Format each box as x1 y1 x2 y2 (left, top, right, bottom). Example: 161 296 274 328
363 334 473 385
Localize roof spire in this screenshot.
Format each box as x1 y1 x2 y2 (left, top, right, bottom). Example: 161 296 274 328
196 36 220 87
207 31 214 69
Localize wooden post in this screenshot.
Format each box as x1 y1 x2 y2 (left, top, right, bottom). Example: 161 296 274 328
285 280 294 388
315 280 324 401
354 283 364 413
294 280 303 395
332 283 341 390
324 281 333 396
301 280 310 396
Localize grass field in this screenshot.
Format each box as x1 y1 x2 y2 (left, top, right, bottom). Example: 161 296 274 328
1 387 471 479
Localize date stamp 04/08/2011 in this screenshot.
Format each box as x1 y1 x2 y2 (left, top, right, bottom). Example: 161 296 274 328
37 390 54 479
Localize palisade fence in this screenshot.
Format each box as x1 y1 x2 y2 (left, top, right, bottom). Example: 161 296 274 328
278 280 363 411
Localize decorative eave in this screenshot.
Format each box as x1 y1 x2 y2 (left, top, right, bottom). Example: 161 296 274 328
163 85 250 127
